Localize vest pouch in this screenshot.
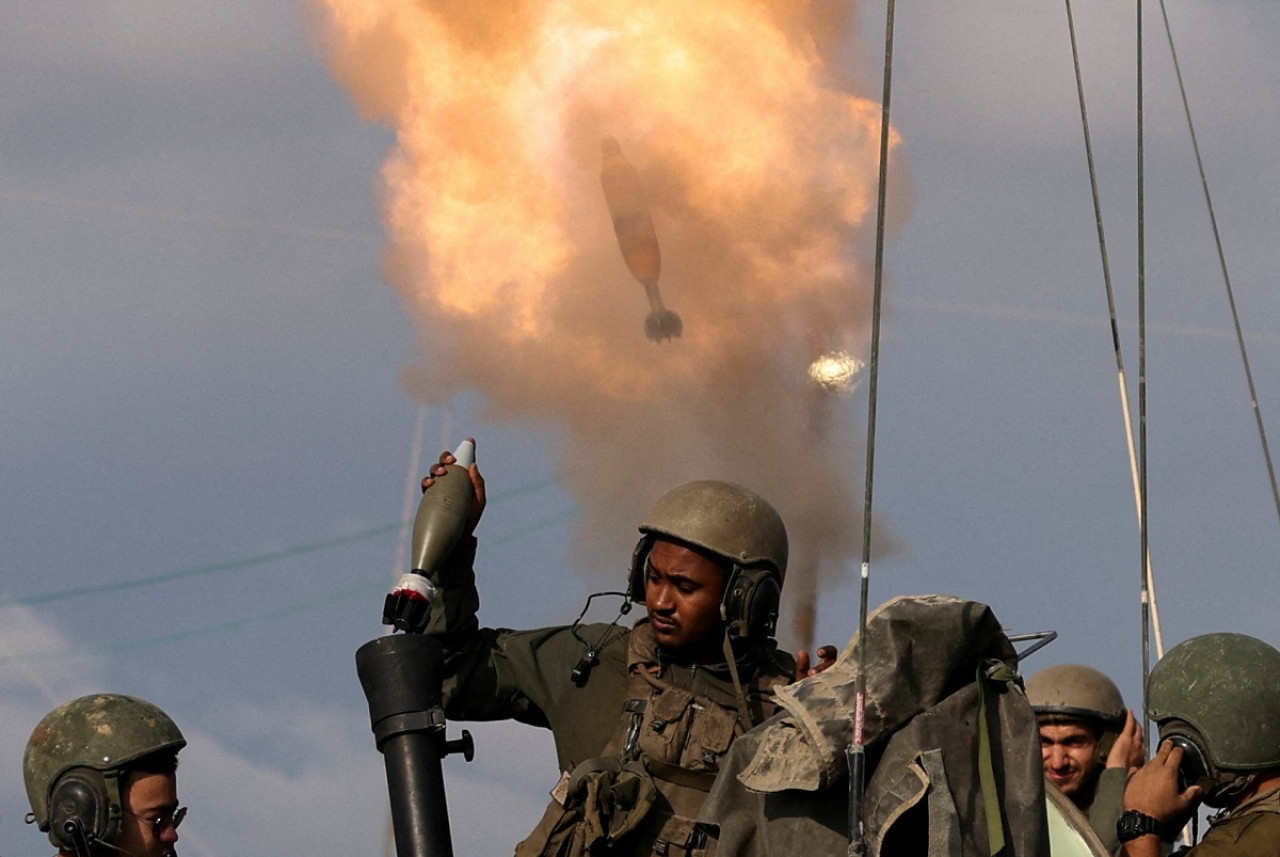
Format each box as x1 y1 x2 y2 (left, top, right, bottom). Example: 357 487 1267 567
640 813 713 857
516 758 659 857
515 794 588 857
677 700 738 773
637 686 697 765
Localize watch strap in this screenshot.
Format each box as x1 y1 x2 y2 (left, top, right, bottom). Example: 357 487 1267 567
1117 809 1166 843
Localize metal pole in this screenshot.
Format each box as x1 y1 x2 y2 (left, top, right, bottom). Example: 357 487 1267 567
850 0 898 852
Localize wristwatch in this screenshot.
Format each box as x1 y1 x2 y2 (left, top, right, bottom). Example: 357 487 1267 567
1117 810 1166 843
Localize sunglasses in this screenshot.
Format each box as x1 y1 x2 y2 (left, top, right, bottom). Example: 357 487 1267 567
125 806 187 836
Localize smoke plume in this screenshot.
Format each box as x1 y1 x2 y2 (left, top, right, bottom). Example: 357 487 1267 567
308 0 905 648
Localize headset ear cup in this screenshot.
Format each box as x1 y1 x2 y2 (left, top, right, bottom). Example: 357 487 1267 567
745 572 781 639
722 567 781 639
628 537 652 603
1095 729 1118 766
48 769 118 850
1164 730 1214 792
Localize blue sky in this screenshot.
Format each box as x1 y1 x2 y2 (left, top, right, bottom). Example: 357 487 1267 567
2 1 1277 854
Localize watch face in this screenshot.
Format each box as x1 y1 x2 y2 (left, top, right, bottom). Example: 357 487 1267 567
1117 811 1161 843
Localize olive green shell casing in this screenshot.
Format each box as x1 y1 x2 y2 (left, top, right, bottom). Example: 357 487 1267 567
1148 632 1280 771
23 694 186 829
410 461 473 577
637 479 788 579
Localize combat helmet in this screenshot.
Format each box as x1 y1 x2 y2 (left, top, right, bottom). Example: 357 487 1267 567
1027 664 1126 762
1147 633 1280 772
24 694 186 849
629 479 788 640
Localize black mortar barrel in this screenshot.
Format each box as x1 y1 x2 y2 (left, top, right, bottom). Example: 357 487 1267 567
357 633 456 857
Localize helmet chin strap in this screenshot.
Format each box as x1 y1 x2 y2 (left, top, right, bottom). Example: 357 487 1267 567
1204 771 1257 810
722 632 753 732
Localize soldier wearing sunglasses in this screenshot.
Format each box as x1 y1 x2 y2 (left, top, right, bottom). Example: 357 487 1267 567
24 694 187 857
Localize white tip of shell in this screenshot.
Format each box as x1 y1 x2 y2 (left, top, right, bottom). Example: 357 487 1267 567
453 439 476 468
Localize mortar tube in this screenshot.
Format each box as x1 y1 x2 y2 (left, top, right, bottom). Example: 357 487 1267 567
357 633 457 857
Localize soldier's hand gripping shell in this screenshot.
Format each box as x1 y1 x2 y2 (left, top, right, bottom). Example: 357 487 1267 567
421 437 486 539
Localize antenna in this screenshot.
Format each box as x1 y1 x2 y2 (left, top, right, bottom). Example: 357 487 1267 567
848 0 899 853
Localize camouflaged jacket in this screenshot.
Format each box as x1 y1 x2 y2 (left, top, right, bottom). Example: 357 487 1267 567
698 595 1051 857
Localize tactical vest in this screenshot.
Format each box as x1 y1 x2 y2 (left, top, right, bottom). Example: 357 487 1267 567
516 623 792 857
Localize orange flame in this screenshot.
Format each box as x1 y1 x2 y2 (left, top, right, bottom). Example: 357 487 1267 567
309 0 904 646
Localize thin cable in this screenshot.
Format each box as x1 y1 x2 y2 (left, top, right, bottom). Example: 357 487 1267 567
0 474 561 609
1137 0 1153 758
850 0 897 853
0 503 580 666
2 579 384 663
1154 0 1280 526
1062 0 1165 659
0 522 403 609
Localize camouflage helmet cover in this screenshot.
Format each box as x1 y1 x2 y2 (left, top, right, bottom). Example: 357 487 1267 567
1026 664 1126 726
23 694 186 830
637 479 788 579
1147 633 1280 770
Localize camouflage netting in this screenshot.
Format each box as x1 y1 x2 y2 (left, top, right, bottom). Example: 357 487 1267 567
699 594 1052 857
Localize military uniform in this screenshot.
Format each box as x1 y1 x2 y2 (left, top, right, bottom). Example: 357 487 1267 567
1185 787 1280 857
426 537 795 857
1084 767 1127 855
1028 663 1133 855
1131 633 1280 857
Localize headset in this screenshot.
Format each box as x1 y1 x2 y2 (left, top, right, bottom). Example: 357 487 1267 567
720 564 782 641
628 536 782 641
47 767 123 854
1164 733 1212 794
568 590 632 687
1094 723 1123 767
1161 720 1256 807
